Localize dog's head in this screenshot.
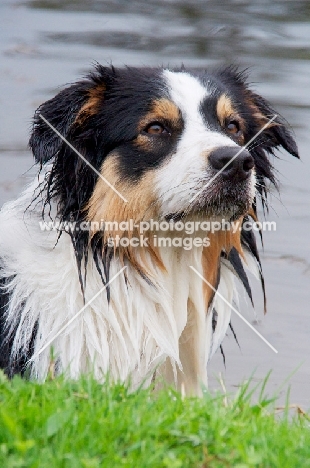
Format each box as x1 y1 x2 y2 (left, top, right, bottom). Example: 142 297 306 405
30 65 298 230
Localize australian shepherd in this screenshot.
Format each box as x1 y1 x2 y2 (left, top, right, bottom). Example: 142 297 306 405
0 65 298 395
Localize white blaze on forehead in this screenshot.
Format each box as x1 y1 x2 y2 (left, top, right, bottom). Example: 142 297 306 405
163 69 209 130
162 69 237 147
155 70 239 216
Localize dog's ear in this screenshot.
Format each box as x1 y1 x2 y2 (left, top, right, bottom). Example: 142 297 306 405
29 66 114 164
247 91 299 159
29 82 91 164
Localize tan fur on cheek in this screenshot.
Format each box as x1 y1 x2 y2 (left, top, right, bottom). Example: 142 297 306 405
86 154 165 274
87 155 157 229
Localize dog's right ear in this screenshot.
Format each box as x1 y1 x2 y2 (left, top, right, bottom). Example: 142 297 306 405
29 66 115 164
29 81 92 164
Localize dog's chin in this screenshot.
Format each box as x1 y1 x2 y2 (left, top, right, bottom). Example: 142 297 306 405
197 178 255 221
164 201 251 224
206 202 251 221
194 200 251 221
165 182 254 222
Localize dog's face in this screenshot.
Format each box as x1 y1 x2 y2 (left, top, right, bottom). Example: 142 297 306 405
148 69 256 221
30 65 298 230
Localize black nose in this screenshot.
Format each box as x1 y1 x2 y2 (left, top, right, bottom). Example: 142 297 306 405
208 147 254 181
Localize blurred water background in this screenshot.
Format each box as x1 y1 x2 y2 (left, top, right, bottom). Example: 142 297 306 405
0 0 309 406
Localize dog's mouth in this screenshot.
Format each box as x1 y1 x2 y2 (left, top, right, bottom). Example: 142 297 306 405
197 177 254 220
165 175 255 223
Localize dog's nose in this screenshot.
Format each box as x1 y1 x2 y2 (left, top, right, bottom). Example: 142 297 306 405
208 147 254 180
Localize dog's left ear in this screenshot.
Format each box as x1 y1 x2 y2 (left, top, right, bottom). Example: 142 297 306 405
248 91 299 159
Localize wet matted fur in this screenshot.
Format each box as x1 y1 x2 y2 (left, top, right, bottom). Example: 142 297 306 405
0 65 298 395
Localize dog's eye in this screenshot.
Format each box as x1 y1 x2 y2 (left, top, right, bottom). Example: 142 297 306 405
226 120 240 134
144 122 170 135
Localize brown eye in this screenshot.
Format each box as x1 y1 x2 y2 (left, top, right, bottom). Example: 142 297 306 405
144 122 169 135
226 120 240 134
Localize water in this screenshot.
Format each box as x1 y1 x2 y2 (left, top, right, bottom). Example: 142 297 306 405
1 0 309 406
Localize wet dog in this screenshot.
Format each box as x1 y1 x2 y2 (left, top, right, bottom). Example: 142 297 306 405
0 65 298 395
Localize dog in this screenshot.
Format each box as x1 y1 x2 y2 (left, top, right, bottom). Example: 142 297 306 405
0 64 298 395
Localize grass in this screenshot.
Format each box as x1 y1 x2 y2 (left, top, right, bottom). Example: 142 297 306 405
0 371 309 468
